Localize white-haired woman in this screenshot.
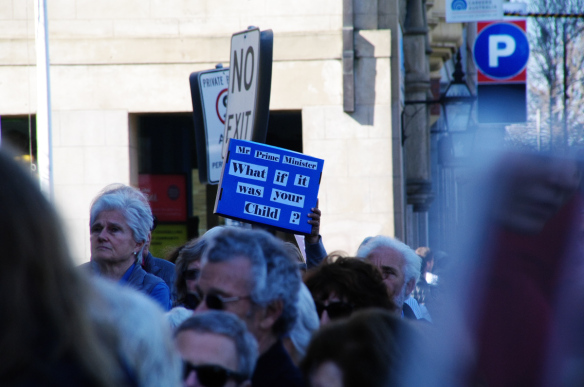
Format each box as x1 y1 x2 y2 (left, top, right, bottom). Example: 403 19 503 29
82 184 171 310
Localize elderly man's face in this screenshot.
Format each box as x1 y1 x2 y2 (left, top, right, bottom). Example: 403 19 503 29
366 246 408 308
194 256 260 337
175 330 241 387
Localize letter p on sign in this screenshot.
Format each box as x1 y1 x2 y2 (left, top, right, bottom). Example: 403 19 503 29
474 21 529 81
489 35 516 67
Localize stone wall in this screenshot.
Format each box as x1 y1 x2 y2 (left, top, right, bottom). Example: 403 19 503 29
0 0 399 261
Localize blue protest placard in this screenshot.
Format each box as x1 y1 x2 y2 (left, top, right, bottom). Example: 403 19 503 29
214 139 324 234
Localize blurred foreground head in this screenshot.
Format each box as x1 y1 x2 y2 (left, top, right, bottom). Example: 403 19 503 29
301 309 414 387
0 149 117 385
489 152 581 234
175 311 258 387
411 150 584 387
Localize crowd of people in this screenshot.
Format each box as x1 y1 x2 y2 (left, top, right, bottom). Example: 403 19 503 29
3 146 584 387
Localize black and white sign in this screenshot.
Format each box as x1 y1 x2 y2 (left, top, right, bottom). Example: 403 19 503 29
190 67 230 184
221 27 273 158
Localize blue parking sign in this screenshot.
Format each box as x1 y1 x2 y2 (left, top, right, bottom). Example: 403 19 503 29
473 22 529 80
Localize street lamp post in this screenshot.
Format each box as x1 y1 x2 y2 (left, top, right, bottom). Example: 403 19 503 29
404 49 476 163
442 51 475 133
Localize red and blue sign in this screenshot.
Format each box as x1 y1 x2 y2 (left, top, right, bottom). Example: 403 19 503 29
474 20 529 83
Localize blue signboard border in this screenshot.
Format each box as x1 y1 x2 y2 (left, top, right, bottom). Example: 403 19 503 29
214 139 324 235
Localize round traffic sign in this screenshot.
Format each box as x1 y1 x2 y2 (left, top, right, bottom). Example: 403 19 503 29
473 22 529 80
216 88 228 124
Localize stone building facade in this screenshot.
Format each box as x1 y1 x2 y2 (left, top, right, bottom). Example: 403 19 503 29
0 0 464 262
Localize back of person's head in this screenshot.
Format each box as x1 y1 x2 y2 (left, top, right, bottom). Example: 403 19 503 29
301 309 411 387
90 184 153 261
0 149 117 386
176 311 258 378
165 306 194 331
203 227 300 336
283 241 307 271
304 257 395 313
415 246 434 273
287 283 320 361
174 236 208 300
356 235 422 283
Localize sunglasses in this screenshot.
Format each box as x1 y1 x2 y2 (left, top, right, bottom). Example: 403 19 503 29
315 301 354 320
184 268 200 281
197 292 251 311
183 362 247 387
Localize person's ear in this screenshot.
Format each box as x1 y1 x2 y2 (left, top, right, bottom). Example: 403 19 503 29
405 278 416 297
134 240 145 255
259 299 284 331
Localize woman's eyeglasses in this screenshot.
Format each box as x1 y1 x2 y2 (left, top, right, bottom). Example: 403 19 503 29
315 301 354 320
184 268 200 281
182 362 247 387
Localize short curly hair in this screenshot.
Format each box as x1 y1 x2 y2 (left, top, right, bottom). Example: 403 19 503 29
304 257 395 312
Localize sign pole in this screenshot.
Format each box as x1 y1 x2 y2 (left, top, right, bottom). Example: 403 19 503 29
34 0 54 201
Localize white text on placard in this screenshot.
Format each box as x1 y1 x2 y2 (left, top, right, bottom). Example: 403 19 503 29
282 155 318 170
236 146 251 155
254 150 280 162
273 170 289 186
270 188 305 208
229 160 268 181
236 182 264 197
244 202 281 220
294 174 310 188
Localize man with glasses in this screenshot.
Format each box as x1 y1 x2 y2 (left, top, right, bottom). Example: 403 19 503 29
175 311 257 387
194 228 304 387
357 236 428 321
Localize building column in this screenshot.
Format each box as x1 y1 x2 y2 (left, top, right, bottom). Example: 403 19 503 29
403 0 433 246
52 109 131 263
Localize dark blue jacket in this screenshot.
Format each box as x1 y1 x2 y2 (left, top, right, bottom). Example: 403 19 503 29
80 261 171 311
251 340 305 387
142 252 176 301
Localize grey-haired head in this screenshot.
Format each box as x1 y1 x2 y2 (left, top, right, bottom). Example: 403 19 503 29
90 184 153 262
201 228 301 337
175 311 258 378
357 235 421 284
